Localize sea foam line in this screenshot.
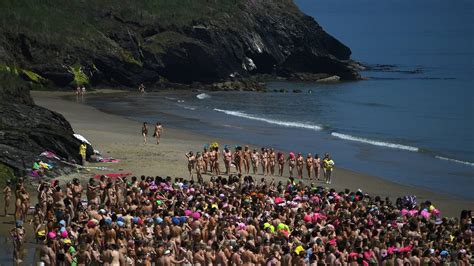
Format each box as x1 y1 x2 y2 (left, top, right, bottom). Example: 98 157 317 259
435 156 474 167
214 108 322 131
331 132 419 152
197 93 211 100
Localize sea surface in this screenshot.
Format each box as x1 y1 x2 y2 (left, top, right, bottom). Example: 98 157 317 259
86 0 474 199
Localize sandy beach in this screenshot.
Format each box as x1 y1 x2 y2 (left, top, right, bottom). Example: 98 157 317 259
25 90 472 218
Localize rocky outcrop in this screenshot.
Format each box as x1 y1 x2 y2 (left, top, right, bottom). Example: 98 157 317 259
0 0 359 89
0 74 85 176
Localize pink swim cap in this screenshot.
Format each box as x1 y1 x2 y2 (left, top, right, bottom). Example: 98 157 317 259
184 209 193 216
401 209 409 216
303 214 312 223
48 231 56 239
192 212 201 220
61 230 68 238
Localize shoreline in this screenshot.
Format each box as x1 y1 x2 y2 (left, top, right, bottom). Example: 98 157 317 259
26 90 472 218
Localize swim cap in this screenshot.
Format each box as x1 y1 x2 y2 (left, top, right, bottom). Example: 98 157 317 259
64 238 72 245
48 231 57 239
156 200 162 206
61 230 68 238
184 209 192 216
104 217 112 225
155 217 163 224
68 246 76 254
192 212 201 220
37 230 46 237
132 217 139 224
117 221 125 227
58 220 66 226
172 216 180 225
303 214 312 223
179 216 187 223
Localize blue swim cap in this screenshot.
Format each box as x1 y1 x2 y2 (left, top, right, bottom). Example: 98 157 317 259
155 217 163 224
104 218 112 225
117 216 124 222
117 221 125 227
172 216 180 225
59 220 66 226
132 217 139 224
179 216 187 223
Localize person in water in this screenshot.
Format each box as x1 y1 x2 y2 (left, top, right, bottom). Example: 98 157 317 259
141 122 148 144
153 122 163 145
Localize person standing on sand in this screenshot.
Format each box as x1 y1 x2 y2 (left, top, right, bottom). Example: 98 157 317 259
243 145 251 174
305 153 314 179
323 153 335 184
138 83 146 93
196 152 205 183
269 148 276 175
141 122 148 144
261 148 269 176
153 122 163 145
202 146 210 173
251 148 260 175
296 152 304 179
79 142 87 165
10 220 26 264
223 147 232 175
185 152 196 180
314 154 321 180
277 152 285 176
287 152 296 176
3 180 12 216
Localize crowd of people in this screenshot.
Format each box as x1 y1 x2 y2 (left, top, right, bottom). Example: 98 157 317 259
5 171 472 265
185 145 335 184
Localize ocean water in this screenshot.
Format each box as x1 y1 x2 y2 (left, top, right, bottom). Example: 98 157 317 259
86 0 474 199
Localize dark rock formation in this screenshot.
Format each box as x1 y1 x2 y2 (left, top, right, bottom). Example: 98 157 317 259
0 74 85 176
0 0 359 89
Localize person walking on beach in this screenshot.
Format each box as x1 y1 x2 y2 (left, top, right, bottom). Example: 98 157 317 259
153 122 163 145
3 180 12 216
141 122 148 144
323 153 335 184
79 142 87 165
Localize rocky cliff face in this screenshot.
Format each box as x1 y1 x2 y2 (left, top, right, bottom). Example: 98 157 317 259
0 74 83 176
0 0 359 89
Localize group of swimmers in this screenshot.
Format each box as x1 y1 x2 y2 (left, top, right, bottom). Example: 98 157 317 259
141 122 164 145
4 173 472 265
185 146 335 184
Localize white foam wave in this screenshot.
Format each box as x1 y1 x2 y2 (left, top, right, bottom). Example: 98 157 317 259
435 156 474 167
197 93 211 100
331 132 419 152
182 106 196 111
214 108 322 131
